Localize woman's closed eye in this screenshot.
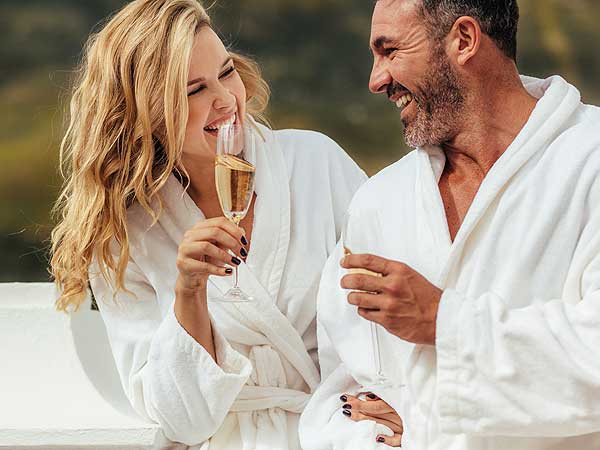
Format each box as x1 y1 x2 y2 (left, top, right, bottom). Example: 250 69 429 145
188 84 206 96
220 65 236 79
187 66 237 97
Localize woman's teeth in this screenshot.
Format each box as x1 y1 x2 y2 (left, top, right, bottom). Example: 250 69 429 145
204 113 236 132
396 94 413 110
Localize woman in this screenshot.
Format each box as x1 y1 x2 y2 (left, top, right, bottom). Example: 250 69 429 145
50 0 366 448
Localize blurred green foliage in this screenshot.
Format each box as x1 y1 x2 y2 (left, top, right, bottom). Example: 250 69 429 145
1 0 599 281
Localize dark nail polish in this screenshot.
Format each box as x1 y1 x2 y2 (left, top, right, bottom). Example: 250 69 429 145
241 236 248 246
231 257 241 265
225 268 233 274
377 437 385 443
342 409 351 417
340 395 347 402
367 393 377 400
342 403 351 410
240 248 248 258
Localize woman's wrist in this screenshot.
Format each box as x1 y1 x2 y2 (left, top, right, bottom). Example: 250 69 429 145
175 275 208 300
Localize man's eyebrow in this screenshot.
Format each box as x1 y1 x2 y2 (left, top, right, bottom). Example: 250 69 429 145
187 57 233 86
370 36 393 51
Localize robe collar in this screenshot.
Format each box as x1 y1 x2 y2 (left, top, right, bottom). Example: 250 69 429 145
155 123 320 390
158 121 291 301
416 75 582 286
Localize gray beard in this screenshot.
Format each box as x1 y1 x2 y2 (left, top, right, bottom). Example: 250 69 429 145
403 50 465 148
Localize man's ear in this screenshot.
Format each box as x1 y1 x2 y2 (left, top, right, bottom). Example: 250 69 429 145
447 16 481 66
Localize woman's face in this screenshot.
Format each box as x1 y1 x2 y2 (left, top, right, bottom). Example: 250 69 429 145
183 27 247 159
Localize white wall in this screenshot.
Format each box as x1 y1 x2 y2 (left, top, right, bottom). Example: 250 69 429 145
0 283 160 449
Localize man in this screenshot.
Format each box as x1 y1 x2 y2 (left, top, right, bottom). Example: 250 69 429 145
299 0 600 449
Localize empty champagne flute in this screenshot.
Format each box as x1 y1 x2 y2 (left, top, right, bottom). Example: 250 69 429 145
213 121 256 302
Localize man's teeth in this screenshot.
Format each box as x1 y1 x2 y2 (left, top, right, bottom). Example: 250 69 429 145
396 94 413 109
204 113 236 131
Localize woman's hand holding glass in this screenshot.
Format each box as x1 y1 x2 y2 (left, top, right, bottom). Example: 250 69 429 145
175 217 247 297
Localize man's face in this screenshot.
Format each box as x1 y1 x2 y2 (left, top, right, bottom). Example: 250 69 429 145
369 0 465 148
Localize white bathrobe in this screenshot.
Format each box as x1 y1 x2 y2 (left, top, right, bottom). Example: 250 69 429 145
89 125 366 449
300 75 600 450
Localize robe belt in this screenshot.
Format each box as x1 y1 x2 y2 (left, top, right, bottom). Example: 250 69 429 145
229 344 310 414
230 385 310 413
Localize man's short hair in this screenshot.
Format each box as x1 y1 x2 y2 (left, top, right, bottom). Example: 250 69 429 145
420 0 520 60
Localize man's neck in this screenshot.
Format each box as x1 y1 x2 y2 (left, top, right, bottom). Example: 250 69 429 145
442 74 538 176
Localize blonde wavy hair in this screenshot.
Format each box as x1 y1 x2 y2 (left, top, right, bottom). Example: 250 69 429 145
51 0 270 311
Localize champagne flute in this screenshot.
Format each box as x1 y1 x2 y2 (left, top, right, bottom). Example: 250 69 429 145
213 121 256 302
341 211 389 388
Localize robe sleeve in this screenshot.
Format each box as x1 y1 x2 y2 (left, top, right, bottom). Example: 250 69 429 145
436 212 600 437
89 256 252 446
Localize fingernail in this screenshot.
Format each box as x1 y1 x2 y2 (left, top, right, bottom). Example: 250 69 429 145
225 268 233 274
367 393 377 400
377 437 385 443
342 403 351 410
241 236 248 246
342 409 351 417
340 395 347 402
231 257 241 265
240 248 248 257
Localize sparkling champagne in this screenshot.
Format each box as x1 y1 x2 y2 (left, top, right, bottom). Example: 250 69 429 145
215 154 255 224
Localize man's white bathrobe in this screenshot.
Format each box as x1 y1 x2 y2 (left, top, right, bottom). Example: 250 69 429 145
300 75 600 450
89 126 366 449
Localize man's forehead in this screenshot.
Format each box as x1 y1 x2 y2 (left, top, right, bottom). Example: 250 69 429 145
370 0 421 44
372 0 420 26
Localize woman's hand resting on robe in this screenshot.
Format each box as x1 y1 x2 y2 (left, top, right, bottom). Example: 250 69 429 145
176 217 247 295
339 393 403 447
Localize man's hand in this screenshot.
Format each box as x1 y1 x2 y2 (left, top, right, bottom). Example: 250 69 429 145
339 393 402 447
341 254 442 345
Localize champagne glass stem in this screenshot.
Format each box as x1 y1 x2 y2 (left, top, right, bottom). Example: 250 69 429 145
370 321 384 379
231 216 242 289
375 324 385 379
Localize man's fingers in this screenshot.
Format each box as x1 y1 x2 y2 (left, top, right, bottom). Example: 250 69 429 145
376 433 402 447
347 291 383 310
341 253 391 275
341 273 384 293
357 307 385 325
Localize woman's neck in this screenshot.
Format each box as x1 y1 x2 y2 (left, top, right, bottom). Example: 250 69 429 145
182 154 223 219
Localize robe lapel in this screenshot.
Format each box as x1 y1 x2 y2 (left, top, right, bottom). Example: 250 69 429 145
414 76 582 288
156 123 319 391
208 124 319 391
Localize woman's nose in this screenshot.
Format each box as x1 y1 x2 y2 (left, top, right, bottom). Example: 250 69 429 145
213 85 237 111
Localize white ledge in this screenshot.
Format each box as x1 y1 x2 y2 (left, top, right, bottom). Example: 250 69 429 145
0 283 160 449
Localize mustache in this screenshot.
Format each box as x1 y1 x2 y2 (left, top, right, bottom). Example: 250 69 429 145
387 82 408 99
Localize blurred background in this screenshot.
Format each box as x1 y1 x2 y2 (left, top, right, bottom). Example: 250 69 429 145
1 0 599 282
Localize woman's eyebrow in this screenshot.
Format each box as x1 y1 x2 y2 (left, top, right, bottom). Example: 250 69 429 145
187 57 233 86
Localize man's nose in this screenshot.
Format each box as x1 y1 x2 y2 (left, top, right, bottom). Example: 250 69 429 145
369 59 391 95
